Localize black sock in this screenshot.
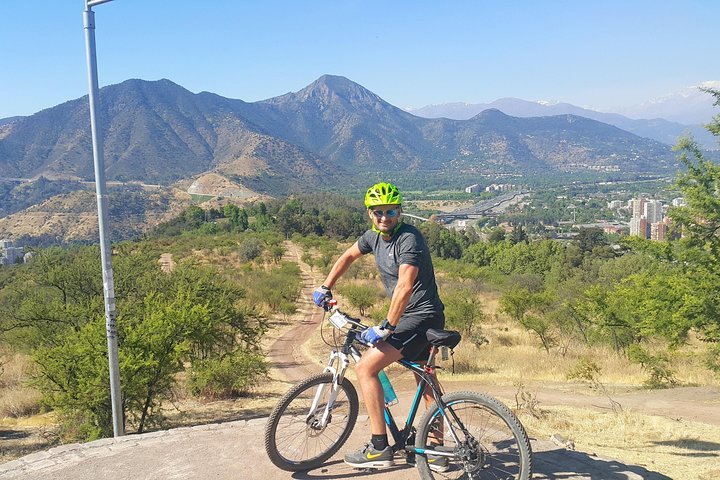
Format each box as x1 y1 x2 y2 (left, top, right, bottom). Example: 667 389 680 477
371 434 388 450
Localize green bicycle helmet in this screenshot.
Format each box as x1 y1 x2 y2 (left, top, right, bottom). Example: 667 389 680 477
364 182 402 208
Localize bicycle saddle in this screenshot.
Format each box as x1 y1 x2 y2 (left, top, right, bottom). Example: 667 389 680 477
426 329 461 349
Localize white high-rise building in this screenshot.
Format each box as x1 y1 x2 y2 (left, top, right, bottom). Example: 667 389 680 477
672 197 686 207
630 197 646 219
644 200 663 224
629 217 648 238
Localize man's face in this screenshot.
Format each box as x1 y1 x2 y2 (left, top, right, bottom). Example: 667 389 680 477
368 204 401 234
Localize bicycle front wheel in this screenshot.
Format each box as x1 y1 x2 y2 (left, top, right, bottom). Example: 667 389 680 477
264 372 359 471
415 391 532 479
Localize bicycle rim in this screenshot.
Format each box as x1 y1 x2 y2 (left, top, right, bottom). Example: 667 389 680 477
264 373 358 471
416 391 532 480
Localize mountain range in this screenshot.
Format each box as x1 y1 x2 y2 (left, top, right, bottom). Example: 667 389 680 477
408 94 718 150
616 81 720 125
0 75 678 197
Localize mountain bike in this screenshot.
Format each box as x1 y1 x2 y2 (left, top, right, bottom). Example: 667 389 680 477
264 303 533 479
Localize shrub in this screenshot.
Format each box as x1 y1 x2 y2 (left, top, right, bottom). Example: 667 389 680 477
238 237 264 262
567 357 602 384
443 289 485 336
706 345 720 379
337 283 382 316
627 344 678 388
189 350 267 399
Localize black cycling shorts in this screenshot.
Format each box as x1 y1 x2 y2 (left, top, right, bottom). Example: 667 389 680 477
385 312 444 362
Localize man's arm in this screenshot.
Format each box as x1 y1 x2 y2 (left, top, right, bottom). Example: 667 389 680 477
322 241 364 289
385 263 419 328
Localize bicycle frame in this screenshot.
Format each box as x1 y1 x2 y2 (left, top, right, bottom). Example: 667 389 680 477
313 311 470 461
389 353 466 459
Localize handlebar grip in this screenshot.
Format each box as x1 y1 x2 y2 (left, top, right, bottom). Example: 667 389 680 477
322 298 338 311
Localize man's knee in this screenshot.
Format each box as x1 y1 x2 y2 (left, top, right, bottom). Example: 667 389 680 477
355 358 380 380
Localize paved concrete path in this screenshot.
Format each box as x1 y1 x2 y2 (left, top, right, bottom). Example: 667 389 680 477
0 412 672 480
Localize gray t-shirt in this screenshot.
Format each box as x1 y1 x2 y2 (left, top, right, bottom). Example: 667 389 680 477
357 223 444 324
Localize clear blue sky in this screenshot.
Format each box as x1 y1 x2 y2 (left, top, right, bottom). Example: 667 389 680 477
1 0 717 118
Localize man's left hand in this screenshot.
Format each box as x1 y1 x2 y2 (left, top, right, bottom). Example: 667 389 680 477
360 326 391 345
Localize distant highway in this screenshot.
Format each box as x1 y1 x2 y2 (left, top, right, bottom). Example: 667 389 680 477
0 177 32 183
0 177 164 189
436 190 530 221
401 212 430 222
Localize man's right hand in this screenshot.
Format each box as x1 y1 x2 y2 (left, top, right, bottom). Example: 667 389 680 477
312 285 332 308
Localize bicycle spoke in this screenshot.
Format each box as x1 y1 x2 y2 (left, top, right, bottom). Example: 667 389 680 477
265 373 359 470
416 392 531 479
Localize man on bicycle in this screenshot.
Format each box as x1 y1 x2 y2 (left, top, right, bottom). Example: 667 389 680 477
313 181 447 471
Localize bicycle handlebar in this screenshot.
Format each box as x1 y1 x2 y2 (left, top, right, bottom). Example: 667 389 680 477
323 302 380 347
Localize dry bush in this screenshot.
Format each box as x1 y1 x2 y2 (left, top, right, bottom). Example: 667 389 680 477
0 352 42 418
493 333 515 347
0 387 42 418
514 382 543 419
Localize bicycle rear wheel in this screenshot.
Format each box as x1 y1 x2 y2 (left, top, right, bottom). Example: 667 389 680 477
264 372 359 471
415 391 532 479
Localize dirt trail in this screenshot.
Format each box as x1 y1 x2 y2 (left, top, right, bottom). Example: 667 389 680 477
266 241 326 383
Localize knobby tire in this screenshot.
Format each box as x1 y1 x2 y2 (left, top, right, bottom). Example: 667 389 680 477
415 391 532 480
264 372 359 471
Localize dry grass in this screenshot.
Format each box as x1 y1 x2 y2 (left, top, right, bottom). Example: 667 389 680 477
0 350 53 464
0 351 42 419
408 199 476 213
446 291 720 389
436 292 720 479
519 405 720 479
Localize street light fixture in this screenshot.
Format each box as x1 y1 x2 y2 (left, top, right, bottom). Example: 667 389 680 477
83 0 123 437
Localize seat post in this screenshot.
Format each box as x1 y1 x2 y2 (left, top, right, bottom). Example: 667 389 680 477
427 346 438 367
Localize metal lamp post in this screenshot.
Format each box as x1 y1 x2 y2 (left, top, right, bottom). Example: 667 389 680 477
83 0 123 437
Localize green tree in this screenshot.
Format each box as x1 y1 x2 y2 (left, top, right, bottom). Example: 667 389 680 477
246 261 302 314
223 204 249 231
183 205 205 229
508 224 528 244
576 228 607 254
487 227 506 244
499 287 556 352
442 289 485 338
238 237 264 262
420 222 464 259
666 88 720 351
499 288 534 324
268 244 285 264
338 284 381 316
2 246 265 440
